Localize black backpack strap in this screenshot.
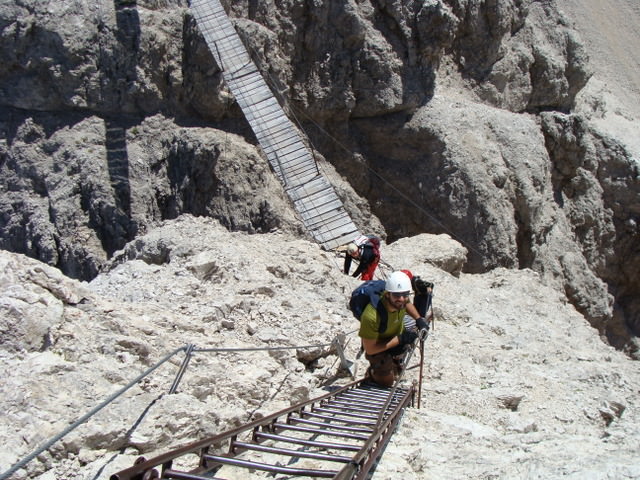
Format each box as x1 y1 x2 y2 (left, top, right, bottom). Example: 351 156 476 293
375 300 388 334
413 293 432 318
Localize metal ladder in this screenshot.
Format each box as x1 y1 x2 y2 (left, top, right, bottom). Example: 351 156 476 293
111 379 415 479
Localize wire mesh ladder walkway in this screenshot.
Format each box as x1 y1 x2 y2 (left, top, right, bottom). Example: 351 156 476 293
189 0 360 250
111 379 415 480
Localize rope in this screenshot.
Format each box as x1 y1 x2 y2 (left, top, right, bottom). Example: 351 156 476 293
286 102 482 252
2 332 357 479
193 342 334 353
0 345 188 480
248 43 485 261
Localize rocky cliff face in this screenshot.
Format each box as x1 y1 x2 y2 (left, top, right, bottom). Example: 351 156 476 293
0 0 638 353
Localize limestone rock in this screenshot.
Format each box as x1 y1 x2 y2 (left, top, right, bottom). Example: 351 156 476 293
0 218 638 480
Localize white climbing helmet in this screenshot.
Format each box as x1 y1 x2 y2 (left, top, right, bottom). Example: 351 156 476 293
385 271 411 294
346 243 358 255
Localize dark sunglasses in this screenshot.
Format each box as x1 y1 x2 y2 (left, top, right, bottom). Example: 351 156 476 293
390 292 410 299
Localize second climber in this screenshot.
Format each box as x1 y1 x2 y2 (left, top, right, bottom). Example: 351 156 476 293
343 235 381 281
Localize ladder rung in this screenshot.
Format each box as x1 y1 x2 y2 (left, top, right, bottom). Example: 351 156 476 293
334 393 402 407
327 399 389 412
322 400 387 414
254 431 361 452
203 454 337 478
232 441 353 463
272 422 369 441
300 410 377 427
287 416 374 434
312 406 378 421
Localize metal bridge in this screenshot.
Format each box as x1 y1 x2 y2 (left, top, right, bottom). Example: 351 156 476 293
189 0 360 250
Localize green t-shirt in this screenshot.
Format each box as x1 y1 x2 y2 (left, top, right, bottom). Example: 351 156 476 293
358 295 406 340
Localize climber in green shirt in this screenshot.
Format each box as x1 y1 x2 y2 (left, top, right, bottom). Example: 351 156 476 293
359 271 429 387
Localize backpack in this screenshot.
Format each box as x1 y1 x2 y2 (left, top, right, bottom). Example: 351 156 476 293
366 235 381 256
348 280 388 333
353 234 381 257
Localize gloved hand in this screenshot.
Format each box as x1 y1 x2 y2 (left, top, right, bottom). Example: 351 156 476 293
398 329 418 347
413 277 434 295
416 317 429 331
